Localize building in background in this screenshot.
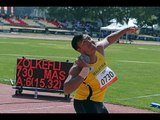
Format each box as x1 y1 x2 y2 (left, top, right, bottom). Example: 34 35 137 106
0 7 48 19
0 6 14 17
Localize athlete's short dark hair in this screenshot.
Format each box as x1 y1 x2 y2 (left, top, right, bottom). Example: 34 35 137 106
71 34 83 50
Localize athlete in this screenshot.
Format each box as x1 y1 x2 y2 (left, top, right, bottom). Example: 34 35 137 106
64 26 138 113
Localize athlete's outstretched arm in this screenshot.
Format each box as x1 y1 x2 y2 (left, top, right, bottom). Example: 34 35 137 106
97 26 138 49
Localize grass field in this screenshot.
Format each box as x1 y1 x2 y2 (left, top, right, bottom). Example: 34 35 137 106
0 37 160 112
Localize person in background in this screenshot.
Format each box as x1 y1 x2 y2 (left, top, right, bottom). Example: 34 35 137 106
64 26 138 113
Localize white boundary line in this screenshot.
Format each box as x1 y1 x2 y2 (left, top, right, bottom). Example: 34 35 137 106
138 47 160 51
0 41 71 48
116 60 160 64
119 94 160 101
0 53 159 64
0 41 29 44
0 53 76 60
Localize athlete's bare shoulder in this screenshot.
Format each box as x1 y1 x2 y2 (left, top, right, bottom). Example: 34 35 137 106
95 42 105 56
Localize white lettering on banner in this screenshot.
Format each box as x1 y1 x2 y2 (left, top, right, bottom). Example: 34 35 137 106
96 67 118 90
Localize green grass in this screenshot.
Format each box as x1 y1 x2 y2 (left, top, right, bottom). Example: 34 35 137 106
105 44 160 112
0 37 160 112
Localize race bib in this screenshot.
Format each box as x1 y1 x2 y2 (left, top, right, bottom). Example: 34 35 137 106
96 66 118 90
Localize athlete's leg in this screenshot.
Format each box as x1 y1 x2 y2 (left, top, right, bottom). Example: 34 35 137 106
84 100 109 113
73 99 86 113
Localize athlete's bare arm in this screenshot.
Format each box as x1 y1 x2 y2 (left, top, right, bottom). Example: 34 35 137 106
97 26 138 49
64 59 88 94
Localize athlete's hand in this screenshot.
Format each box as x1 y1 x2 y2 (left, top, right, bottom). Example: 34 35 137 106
126 26 139 34
75 57 88 68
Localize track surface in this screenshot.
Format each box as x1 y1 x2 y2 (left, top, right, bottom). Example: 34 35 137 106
0 84 156 113
0 32 160 46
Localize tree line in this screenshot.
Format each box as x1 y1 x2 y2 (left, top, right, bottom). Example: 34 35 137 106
40 7 160 29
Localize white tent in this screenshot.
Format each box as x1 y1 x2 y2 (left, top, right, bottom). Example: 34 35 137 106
100 22 123 31
100 18 138 31
100 18 138 42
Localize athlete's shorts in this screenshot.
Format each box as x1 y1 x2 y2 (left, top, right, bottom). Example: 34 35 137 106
73 99 109 113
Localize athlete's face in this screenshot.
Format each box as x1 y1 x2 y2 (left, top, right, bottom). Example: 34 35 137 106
77 35 96 55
